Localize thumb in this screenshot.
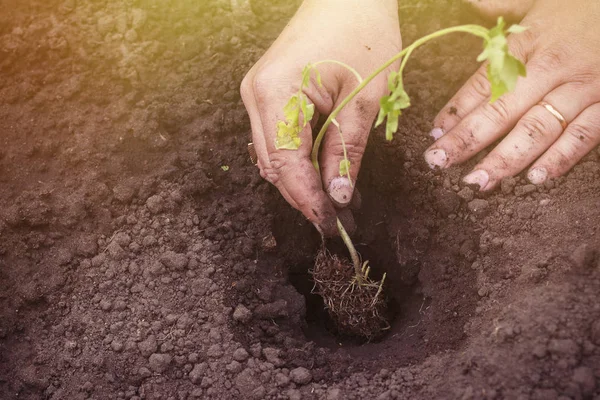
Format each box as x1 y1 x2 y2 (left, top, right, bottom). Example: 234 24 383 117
319 98 375 207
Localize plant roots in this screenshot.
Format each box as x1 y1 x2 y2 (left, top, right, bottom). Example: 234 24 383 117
312 248 390 340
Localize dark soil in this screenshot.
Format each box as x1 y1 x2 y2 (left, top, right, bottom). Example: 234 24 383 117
1 0 599 399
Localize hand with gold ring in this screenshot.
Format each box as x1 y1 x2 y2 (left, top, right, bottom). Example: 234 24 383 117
425 0 600 189
240 0 401 236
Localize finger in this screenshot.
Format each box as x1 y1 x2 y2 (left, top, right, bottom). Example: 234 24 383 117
240 75 270 169
431 66 491 139
528 103 600 184
319 97 375 207
424 58 560 170
254 82 339 236
462 83 590 189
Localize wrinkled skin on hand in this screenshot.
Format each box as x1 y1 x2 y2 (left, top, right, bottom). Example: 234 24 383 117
240 0 401 236
426 0 600 189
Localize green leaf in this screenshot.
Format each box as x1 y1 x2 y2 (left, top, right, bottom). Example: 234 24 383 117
375 71 411 141
276 120 302 149
477 17 527 102
339 159 351 178
301 64 312 89
220 165 229 171
300 97 315 128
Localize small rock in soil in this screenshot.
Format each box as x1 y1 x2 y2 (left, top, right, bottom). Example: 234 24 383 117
457 187 474 202
233 304 252 323
514 184 537 197
146 195 164 214
189 363 207 384
148 353 172 373
235 368 260 393
262 347 284 367
233 348 249 362
500 177 516 194
138 335 158 357
433 188 460 216
112 183 136 203
327 388 343 400
467 199 490 217
160 251 188 270
289 367 312 385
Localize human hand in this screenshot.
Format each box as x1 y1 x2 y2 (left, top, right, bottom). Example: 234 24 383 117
425 0 600 189
241 0 401 236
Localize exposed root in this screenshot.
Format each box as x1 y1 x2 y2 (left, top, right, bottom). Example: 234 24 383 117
312 248 390 340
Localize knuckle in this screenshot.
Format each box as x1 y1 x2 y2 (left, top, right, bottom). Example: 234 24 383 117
240 74 253 96
549 146 573 170
566 122 596 143
330 141 365 160
482 97 512 124
531 47 566 75
252 66 283 102
470 69 491 98
519 113 553 141
508 29 537 61
447 126 478 154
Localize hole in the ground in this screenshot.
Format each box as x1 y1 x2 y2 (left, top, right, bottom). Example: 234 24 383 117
264 141 479 368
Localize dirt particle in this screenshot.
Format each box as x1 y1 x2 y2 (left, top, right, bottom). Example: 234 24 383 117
254 299 288 320
327 388 343 400
106 241 126 260
235 368 260 393
262 347 284 367
290 367 312 385
189 363 207 384
138 335 158 357
467 199 490 216
112 183 136 203
233 348 249 362
160 251 189 270
207 344 223 358
275 372 290 387
500 177 516 195
146 195 164 214
457 187 474 202
233 304 252 323
433 188 460 216
148 353 172 373
514 184 537 197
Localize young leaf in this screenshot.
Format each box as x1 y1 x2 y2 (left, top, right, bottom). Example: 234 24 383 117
478 17 527 102
375 71 411 141
339 159 351 178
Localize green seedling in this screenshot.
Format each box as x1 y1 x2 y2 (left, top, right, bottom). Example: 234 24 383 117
275 18 526 336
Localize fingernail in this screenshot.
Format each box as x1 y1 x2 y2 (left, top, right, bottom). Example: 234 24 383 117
463 169 490 190
424 149 448 169
528 167 547 184
327 176 354 207
429 127 445 140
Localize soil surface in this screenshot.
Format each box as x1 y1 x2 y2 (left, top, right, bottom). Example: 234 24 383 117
1 1 599 399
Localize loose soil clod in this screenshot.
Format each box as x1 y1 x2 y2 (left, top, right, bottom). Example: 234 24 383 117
312 248 389 340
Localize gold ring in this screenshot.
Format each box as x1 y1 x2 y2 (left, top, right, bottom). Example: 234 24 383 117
538 101 567 130
247 142 258 165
